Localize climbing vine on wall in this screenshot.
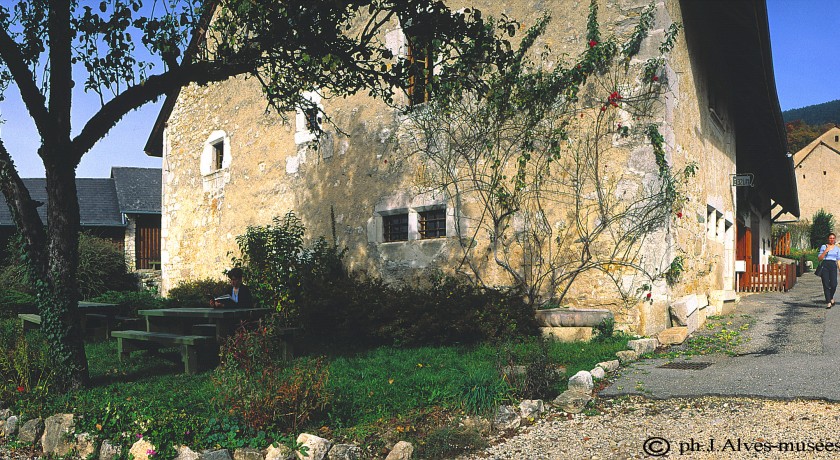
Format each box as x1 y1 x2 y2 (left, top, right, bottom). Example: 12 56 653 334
406 1 694 307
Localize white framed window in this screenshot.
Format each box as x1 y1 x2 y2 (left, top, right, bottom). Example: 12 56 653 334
295 91 323 145
200 130 231 175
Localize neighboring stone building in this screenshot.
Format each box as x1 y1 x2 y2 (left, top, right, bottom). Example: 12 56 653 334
779 126 840 224
0 167 162 271
145 0 798 335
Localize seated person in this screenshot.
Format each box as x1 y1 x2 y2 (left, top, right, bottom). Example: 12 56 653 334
210 267 254 308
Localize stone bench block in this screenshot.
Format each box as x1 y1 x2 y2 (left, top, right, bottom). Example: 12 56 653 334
535 308 613 327
670 295 698 326
540 326 593 342
627 338 658 355
658 326 689 345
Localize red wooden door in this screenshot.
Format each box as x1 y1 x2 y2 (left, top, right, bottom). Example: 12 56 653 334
737 223 752 290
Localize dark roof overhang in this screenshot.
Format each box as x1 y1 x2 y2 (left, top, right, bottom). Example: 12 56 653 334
144 4 217 157
682 0 799 218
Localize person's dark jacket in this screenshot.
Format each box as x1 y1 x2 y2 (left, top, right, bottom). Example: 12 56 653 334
222 284 253 308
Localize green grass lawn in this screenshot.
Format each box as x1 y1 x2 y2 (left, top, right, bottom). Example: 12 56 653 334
1 320 629 458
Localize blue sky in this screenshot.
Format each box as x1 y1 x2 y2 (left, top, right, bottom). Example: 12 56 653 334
767 0 840 111
0 1 836 178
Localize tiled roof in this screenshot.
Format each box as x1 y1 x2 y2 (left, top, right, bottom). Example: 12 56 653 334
111 167 161 214
0 167 161 227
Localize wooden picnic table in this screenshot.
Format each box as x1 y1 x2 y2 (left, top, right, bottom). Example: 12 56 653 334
19 301 128 338
110 307 273 374
137 307 270 341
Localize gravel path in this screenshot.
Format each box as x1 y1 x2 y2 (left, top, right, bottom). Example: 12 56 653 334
462 396 840 459
464 276 840 459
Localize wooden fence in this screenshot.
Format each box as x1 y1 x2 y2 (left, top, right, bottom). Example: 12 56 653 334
737 263 797 292
773 232 791 257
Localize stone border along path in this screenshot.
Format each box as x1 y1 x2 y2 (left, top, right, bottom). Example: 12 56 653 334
458 273 840 459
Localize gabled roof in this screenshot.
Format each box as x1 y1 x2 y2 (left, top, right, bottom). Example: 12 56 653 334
792 126 840 166
0 167 162 228
111 167 162 214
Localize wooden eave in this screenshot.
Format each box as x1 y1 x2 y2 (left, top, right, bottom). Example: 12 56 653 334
682 0 800 218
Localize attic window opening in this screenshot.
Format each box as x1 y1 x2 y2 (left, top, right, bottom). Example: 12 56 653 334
835 135 838 142
212 140 224 170
304 106 321 132
295 91 323 145
406 36 433 106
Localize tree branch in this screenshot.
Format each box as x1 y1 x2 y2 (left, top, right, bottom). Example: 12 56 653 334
48 0 73 141
71 58 257 161
0 27 56 142
0 139 48 279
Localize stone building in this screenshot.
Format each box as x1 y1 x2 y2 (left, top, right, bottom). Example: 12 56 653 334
781 126 840 224
145 0 798 335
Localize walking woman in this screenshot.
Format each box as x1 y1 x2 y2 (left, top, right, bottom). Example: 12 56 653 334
819 233 840 309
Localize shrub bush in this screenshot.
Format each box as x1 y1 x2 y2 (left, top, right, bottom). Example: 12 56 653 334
499 339 562 401
810 209 835 249
232 214 539 350
299 269 539 350
0 234 34 296
0 289 36 318
231 212 306 323
167 278 230 307
0 233 138 300
77 233 138 298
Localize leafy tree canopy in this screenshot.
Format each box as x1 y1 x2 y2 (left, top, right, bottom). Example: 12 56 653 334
782 99 840 126
785 119 836 153
0 0 511 391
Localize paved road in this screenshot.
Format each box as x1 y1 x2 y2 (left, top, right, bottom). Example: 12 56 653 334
601 273 840 400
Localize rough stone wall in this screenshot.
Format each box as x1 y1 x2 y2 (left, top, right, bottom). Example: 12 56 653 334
659 0 738 316
162 0 741 335
124 215 136 270
795 130 840 223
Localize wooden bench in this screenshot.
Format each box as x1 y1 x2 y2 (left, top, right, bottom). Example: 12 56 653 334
111 330 216 374
18 313 41 331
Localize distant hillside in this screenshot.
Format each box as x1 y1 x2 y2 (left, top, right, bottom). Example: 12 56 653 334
782 99 840 125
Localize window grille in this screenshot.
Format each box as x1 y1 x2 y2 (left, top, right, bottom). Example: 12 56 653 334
419 208 446 239
384 214 409 242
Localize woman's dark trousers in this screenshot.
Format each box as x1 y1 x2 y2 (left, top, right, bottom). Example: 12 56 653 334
822 260 838 302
